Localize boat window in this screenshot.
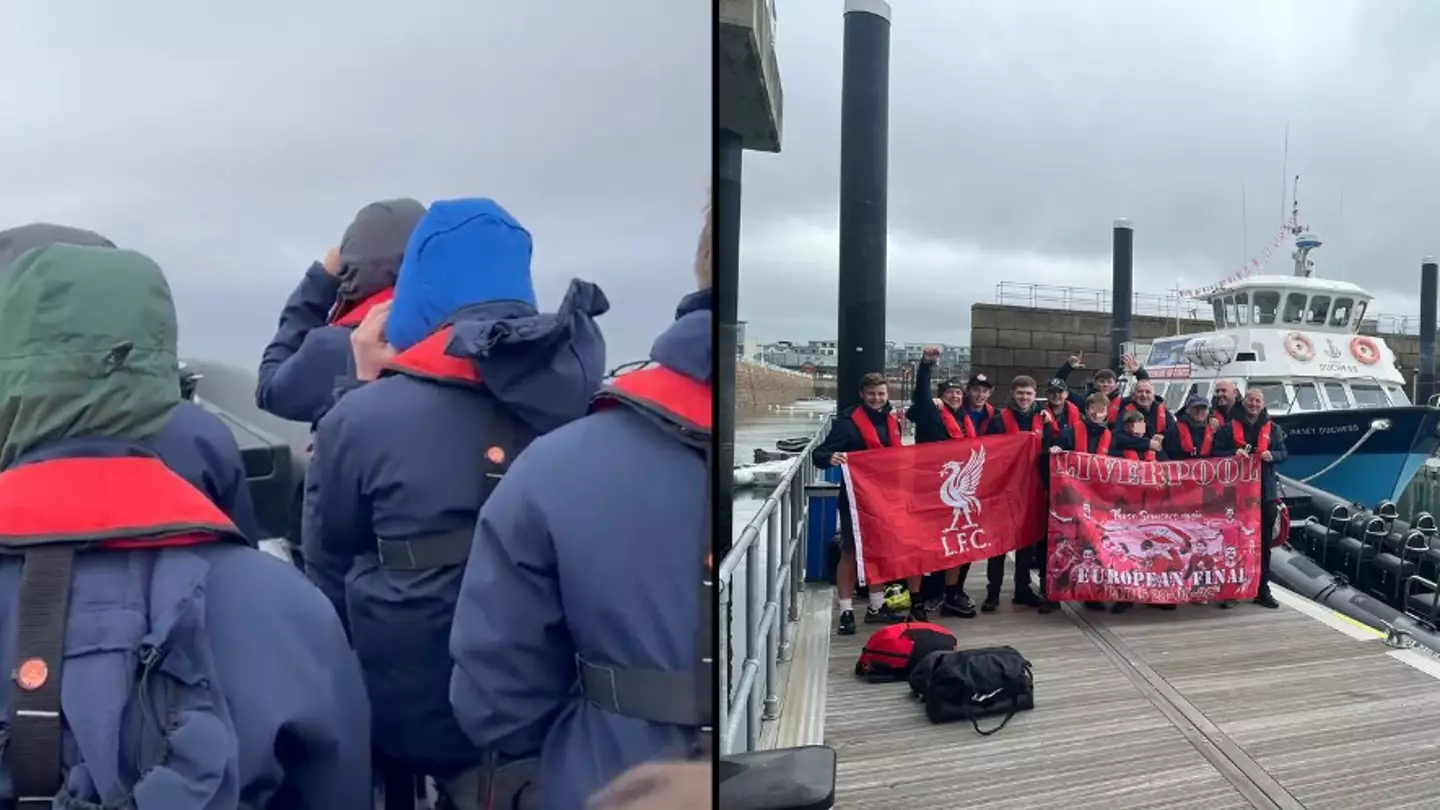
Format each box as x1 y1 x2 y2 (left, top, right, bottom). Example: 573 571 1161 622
1245 380 1289 410
1330 297 1355 328
1212 299 1225 326
1323 382 1350 409
1164 384 1185 404
1292 383 1323 411
1352 301 1368 333
1385 385 1411 406
1282 293 1307 324
1252 290 1280 325
1222 296 1236 327
1305 295 1332 326
1233 292 1250 325
1350 384 1387 408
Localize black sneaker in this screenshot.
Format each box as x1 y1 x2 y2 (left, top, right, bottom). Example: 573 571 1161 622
924 597 943 613
1012 590 1042 608
1038 600 1061 614
1083 601 1107 611
1253 590 1280 609
1111 602 1134 614
909 604 929 622
1219 600 1238 609
837 610 856 635
980 592 1000 613
941 592 978 618
1148 604 1178 611
864 606 905 624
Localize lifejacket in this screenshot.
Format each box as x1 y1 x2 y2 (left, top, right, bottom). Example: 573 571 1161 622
0 453 246 800
999 407 1051 435
850 407 900 450
330 286 396 327
1095 430 1155 461
1106 395 1122 423
938 406 975 440
1122 401 1167 435
1045 402 1085 442
384 325 482 386
1177 421 1215 457
1232 417 1273 456
588 364 713 760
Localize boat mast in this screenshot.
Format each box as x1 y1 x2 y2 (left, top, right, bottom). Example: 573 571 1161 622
1289 175 1321 278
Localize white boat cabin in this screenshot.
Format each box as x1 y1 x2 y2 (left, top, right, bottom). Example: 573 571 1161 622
1132 274 1411 414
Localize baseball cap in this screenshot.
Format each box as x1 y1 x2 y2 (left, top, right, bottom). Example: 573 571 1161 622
966 373 992 389
1046 378 1068 393
940 377 965 393
1184 394 1209 410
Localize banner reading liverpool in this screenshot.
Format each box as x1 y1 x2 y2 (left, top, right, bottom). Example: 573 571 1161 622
1046 452 1263 603
842 433 1046 586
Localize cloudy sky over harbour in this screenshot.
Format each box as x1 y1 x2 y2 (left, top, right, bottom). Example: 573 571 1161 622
0 0 708 367
739 0 1440 346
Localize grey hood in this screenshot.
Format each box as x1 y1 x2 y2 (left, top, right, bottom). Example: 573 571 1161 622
0 223 115 271
336 198 427 305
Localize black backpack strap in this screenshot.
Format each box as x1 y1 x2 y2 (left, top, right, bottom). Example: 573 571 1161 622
970 661 1032 737
5 546 76 804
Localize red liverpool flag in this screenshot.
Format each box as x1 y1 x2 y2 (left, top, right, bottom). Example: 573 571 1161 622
1046 452 1263 603
841 433 1046 586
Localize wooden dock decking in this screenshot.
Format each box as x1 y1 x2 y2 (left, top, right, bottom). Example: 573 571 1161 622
824 574 1440 809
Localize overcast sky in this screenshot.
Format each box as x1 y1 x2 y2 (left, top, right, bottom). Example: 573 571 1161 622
0 0 707 369
738 0 1440 347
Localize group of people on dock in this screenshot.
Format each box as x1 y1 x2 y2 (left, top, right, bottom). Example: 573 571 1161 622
0 195 712 808
813 349 1288 636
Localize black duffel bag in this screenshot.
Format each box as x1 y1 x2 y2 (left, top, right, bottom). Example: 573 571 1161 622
910 646 1034 735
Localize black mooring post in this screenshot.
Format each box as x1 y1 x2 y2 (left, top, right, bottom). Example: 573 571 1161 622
1420 256 1438 404
836 0 891 411
1110 218 1135 372
716 128 742 559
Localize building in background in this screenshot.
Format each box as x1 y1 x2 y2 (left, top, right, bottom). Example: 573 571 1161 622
755 339 968 381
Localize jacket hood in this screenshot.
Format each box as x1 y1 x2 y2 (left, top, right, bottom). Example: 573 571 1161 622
0 245 180 469
336 197 427 306
387 197 536 351
649 288 711 385
445 278 609 434
0 222 115 271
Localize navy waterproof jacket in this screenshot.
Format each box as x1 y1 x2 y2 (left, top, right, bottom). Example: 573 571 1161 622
304 197 608 777
450 288 711 810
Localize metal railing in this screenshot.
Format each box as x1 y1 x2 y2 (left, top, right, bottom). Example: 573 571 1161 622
993 281 1418 337
718 415 831 754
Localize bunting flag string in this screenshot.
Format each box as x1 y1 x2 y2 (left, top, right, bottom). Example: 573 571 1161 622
1177 219 1297 299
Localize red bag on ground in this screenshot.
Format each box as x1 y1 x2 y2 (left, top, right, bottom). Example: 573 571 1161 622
854 621 957 683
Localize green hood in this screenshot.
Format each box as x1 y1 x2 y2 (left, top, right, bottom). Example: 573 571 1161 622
0 244 180 469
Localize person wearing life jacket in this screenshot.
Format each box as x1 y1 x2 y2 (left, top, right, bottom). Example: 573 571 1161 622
449 195 712 810
1054 351 1149 420
304 197 607 805
1215 387 1287 610
1165 394 1234 459
1050 393 1123 612
256 198 427 425
0 224 263 543
1101 410 1167 615
961 372 996 434
1113 378 1169 438
1042 378 1086 447
812 371 925 634
1209 379 1242 429
905 346 979 619
983 375 1052 612
0 244 371 807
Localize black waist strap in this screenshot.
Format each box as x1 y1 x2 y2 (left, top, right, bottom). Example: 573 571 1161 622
375 527 474 570
5 546 75 805
576 655 712 728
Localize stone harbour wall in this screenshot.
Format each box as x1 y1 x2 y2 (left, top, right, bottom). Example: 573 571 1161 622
970 303 1423 400
735 359 816 411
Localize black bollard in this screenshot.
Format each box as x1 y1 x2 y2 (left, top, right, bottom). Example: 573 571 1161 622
1110 218 1134 372
836 0 892 410
717 128 743 559
1421 256 1437 404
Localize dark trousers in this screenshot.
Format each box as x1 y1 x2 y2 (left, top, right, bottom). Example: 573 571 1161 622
956 553 1014 597
1260 500 1277 591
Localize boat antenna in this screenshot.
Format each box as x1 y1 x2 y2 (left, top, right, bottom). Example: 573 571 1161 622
1289 175 1320 278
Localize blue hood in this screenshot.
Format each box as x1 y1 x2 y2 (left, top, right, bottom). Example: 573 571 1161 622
651 287 711 384
387 198 537 352
446 279 610 434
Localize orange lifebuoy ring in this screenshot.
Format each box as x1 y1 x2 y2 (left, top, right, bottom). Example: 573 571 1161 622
1350 336 1381 365
1283 332 1315 362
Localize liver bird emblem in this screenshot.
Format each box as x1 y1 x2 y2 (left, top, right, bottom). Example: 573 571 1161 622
939 446 988 555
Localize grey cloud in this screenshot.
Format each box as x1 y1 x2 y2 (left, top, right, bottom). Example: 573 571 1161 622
0 0 710 366
739 0 1440 344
